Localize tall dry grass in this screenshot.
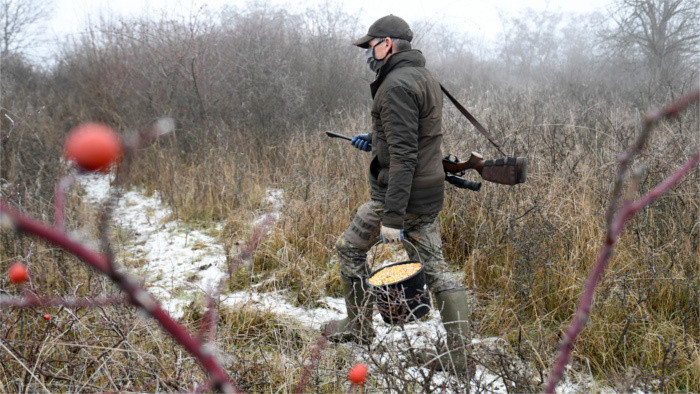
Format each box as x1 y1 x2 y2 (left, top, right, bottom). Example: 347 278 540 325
121 93 697 390
1 3 698 392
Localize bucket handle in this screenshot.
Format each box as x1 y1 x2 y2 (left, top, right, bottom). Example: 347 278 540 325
368 239 423 270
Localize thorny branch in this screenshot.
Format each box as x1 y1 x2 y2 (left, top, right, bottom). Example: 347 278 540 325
0 118 244 393
0 106 45 143
199 214 275 344
544 89 699 394
293 322 334 393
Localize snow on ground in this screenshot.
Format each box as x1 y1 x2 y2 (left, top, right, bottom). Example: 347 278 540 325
76 173 606 393
79 174 229 318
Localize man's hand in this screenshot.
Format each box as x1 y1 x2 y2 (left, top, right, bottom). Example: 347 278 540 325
380 225 404 243
351 134 372 152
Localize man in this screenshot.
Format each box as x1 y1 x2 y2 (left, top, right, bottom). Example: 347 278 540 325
323 15 472 375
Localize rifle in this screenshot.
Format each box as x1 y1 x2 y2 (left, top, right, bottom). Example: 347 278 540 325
439 84 528 185
325 131 482 191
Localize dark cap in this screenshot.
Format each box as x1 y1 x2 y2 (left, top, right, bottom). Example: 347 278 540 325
352 14 413 48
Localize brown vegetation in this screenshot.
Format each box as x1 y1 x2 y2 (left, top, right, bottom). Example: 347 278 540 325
1 2 698 392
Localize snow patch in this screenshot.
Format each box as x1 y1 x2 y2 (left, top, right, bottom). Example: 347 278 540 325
79 175 288 320
79 174 226 318
222 291 345 329
254 188 284 225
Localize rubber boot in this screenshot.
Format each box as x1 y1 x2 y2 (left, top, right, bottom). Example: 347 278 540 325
322 276 375 345
437 289 473 373
417 289 473 377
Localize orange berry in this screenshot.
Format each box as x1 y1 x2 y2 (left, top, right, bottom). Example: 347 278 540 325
64 122 122 173
348 363 367 385
43 314 51 320
8 263 28 284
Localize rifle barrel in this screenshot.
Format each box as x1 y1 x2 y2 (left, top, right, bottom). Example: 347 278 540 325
325 131 352 141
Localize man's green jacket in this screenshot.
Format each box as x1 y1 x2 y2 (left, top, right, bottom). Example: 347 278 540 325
368 49 445 229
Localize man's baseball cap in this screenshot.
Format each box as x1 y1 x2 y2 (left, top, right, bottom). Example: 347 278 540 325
352 14 413 48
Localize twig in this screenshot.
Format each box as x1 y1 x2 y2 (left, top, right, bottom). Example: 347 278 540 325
54 175 76 229
199 214 274 343
1 204 113 273
227 215 274 276
0 201 239 393
1 106 45 143
544 89 699 394
293 322 334 393
199 292 220 344
0 338 51 393
0 294 128 308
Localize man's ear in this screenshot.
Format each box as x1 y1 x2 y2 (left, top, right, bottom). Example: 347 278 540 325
385 37 393 52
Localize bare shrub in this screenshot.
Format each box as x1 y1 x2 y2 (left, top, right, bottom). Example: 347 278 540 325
1 1 698 392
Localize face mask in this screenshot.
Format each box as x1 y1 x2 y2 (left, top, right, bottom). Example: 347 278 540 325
365 47 383 73
365 38 388 73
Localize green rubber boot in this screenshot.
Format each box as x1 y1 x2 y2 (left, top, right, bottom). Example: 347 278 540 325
418 289 473 376
323 276 375 345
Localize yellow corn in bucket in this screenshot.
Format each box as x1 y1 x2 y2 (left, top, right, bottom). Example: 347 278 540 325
368 244 431 325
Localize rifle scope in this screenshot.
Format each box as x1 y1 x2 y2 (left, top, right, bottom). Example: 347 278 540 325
445 175 481 191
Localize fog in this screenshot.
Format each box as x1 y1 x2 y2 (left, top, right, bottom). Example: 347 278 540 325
24 0 614 64
1 1 698 392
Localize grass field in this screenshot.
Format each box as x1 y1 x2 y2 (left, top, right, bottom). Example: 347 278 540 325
1 3 698 392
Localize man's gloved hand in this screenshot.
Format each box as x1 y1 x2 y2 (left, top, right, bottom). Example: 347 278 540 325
380 225 404 244
351 134 371 152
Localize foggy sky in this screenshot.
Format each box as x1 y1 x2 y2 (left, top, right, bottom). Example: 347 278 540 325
29 0 613 63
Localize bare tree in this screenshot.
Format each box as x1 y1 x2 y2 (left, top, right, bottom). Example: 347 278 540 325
606 0 700 95
498 8 566 78
1 0 54 56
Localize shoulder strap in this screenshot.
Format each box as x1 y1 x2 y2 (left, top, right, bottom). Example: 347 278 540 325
440 84 507 156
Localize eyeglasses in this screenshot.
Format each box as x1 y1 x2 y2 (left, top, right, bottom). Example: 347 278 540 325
370 38 386 48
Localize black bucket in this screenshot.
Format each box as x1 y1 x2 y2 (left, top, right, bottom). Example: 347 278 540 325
368 251 431 325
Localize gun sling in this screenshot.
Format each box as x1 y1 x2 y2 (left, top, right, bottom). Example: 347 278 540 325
440 84 508 156
440 84 528 185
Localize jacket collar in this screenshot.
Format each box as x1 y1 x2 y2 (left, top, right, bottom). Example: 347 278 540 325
370 49 426 98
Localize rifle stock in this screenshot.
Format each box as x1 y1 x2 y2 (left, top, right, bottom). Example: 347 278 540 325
443 153 528 185
442 152 484 174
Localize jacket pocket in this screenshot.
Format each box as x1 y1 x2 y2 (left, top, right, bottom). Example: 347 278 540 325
370 156 380 179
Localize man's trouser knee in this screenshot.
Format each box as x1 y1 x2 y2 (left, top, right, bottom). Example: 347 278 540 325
336 201 463 294
337 201 383 279
402 212 464 295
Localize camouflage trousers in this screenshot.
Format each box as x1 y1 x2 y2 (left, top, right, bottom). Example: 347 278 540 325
337 200 464 295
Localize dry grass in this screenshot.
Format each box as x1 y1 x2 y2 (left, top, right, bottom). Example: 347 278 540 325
2 95 697 391
1 5 698 391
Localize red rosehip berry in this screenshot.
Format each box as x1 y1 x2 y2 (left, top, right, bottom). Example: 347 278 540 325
8 263 28 284
64 122 122 173
348 363 367 385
